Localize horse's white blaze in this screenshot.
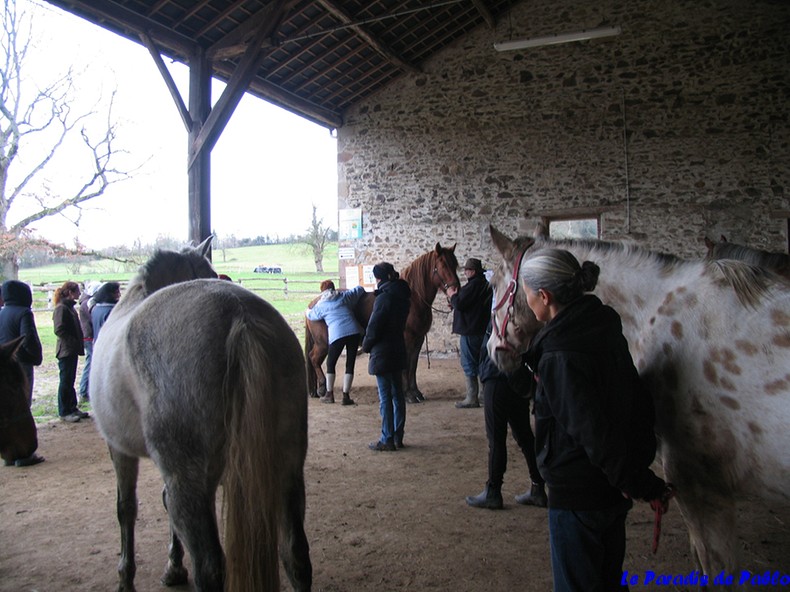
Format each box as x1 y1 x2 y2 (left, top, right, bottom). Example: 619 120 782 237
488 227 790 579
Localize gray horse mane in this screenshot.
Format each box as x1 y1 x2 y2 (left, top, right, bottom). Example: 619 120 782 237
534 236 778 309
129 246 217 298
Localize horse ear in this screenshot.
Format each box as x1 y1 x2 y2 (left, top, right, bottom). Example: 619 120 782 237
196 235 213 257
489 225 515 258
720 234 728 243
435 242 457 254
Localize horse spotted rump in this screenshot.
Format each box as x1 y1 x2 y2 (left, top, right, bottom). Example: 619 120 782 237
487 225 790 580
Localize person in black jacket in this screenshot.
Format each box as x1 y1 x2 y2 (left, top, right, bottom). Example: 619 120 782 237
0 280 43 406
464 320 547 510
521 248 672 592
447 257 493 408
362 262 412 451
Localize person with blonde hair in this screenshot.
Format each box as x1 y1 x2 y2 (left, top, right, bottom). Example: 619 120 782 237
52 281 87 423
306 279 367 405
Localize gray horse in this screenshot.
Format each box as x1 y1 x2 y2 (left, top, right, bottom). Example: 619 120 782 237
90 238 311 592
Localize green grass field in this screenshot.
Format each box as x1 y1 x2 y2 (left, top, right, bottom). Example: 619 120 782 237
19 242 339 422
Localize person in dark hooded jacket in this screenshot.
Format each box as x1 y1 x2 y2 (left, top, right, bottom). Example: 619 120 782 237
0 280 43 405
362 262 411 451
520 248 673 592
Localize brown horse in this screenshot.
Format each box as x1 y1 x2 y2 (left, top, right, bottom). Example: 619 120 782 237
305 243 460 403
1 336 43 467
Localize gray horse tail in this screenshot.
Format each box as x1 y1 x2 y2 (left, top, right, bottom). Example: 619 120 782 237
222 315 282 591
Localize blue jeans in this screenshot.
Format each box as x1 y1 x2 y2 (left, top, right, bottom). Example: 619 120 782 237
79 339 93 398
460 334 484 377
375 372 406 445
549 499 631 592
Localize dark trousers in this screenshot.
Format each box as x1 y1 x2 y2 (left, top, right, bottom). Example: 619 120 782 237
57 355 79 417
548 499 632 592
483 375 543 488
326 334 360 375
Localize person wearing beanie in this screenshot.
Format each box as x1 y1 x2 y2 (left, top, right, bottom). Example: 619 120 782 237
446 257 492 408
91 282 122 342
306 279 367 405
362 262 411 451
0 280 43 406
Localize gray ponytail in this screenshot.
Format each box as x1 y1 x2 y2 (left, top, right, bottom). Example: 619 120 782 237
520 248 600 305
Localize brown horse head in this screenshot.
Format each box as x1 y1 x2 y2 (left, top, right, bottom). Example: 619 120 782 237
431 242 460 294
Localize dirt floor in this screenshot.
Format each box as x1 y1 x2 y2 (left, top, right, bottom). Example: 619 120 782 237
1 356 789 592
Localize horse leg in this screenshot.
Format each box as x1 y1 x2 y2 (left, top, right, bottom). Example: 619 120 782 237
109 447 139 592
160 486 189 586
279 471 313 592
674 490 739 584
404 341 423 403
310 346 328 398
161 475 224 591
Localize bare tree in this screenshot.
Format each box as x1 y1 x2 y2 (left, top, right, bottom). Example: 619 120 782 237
304 204 331 273
0 0 132 279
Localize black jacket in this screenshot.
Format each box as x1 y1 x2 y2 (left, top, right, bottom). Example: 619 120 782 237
0 280 43 367
362 278 411 375
450 273 492 336
525 294 664 510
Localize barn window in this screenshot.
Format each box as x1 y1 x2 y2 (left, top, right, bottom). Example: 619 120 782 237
547 217 599 239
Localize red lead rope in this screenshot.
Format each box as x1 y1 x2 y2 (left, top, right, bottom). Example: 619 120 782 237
650 484 676 554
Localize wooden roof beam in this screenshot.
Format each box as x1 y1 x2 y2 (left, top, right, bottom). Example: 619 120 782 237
316 0 420 75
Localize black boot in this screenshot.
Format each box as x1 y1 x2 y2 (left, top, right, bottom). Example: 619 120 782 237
465 484 503 510
515 482 547 507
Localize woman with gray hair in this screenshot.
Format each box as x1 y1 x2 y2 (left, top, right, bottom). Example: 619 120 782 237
521 248 672 592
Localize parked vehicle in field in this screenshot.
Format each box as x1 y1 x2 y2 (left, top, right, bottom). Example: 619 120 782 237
253 264 283 274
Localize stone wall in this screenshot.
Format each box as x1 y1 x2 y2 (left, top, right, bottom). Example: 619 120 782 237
335 0 790 354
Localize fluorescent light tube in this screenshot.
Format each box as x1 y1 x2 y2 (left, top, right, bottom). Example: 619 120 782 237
494 26 621 52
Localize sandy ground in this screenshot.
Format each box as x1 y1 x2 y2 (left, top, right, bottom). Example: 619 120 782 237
1 357 789 591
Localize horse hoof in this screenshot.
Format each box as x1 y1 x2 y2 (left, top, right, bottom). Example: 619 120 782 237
405 395 420 404
161 565 189 586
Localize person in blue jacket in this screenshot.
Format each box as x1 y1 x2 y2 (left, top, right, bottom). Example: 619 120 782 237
306 279 367 405
91 282 121 342
362 262 411 451
0 280 43 406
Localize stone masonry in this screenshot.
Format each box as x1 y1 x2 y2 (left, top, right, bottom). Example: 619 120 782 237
335 0 790 354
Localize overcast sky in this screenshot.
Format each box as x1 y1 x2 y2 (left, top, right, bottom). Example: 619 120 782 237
14 0 338 249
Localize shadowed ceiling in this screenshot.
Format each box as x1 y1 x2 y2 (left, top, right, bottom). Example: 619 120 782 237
44 0 516 129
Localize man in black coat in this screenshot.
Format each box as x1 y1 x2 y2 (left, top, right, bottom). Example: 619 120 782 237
447 258 492 408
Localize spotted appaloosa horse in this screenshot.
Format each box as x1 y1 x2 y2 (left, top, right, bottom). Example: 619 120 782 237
486 225 790 580
305 243 460 403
